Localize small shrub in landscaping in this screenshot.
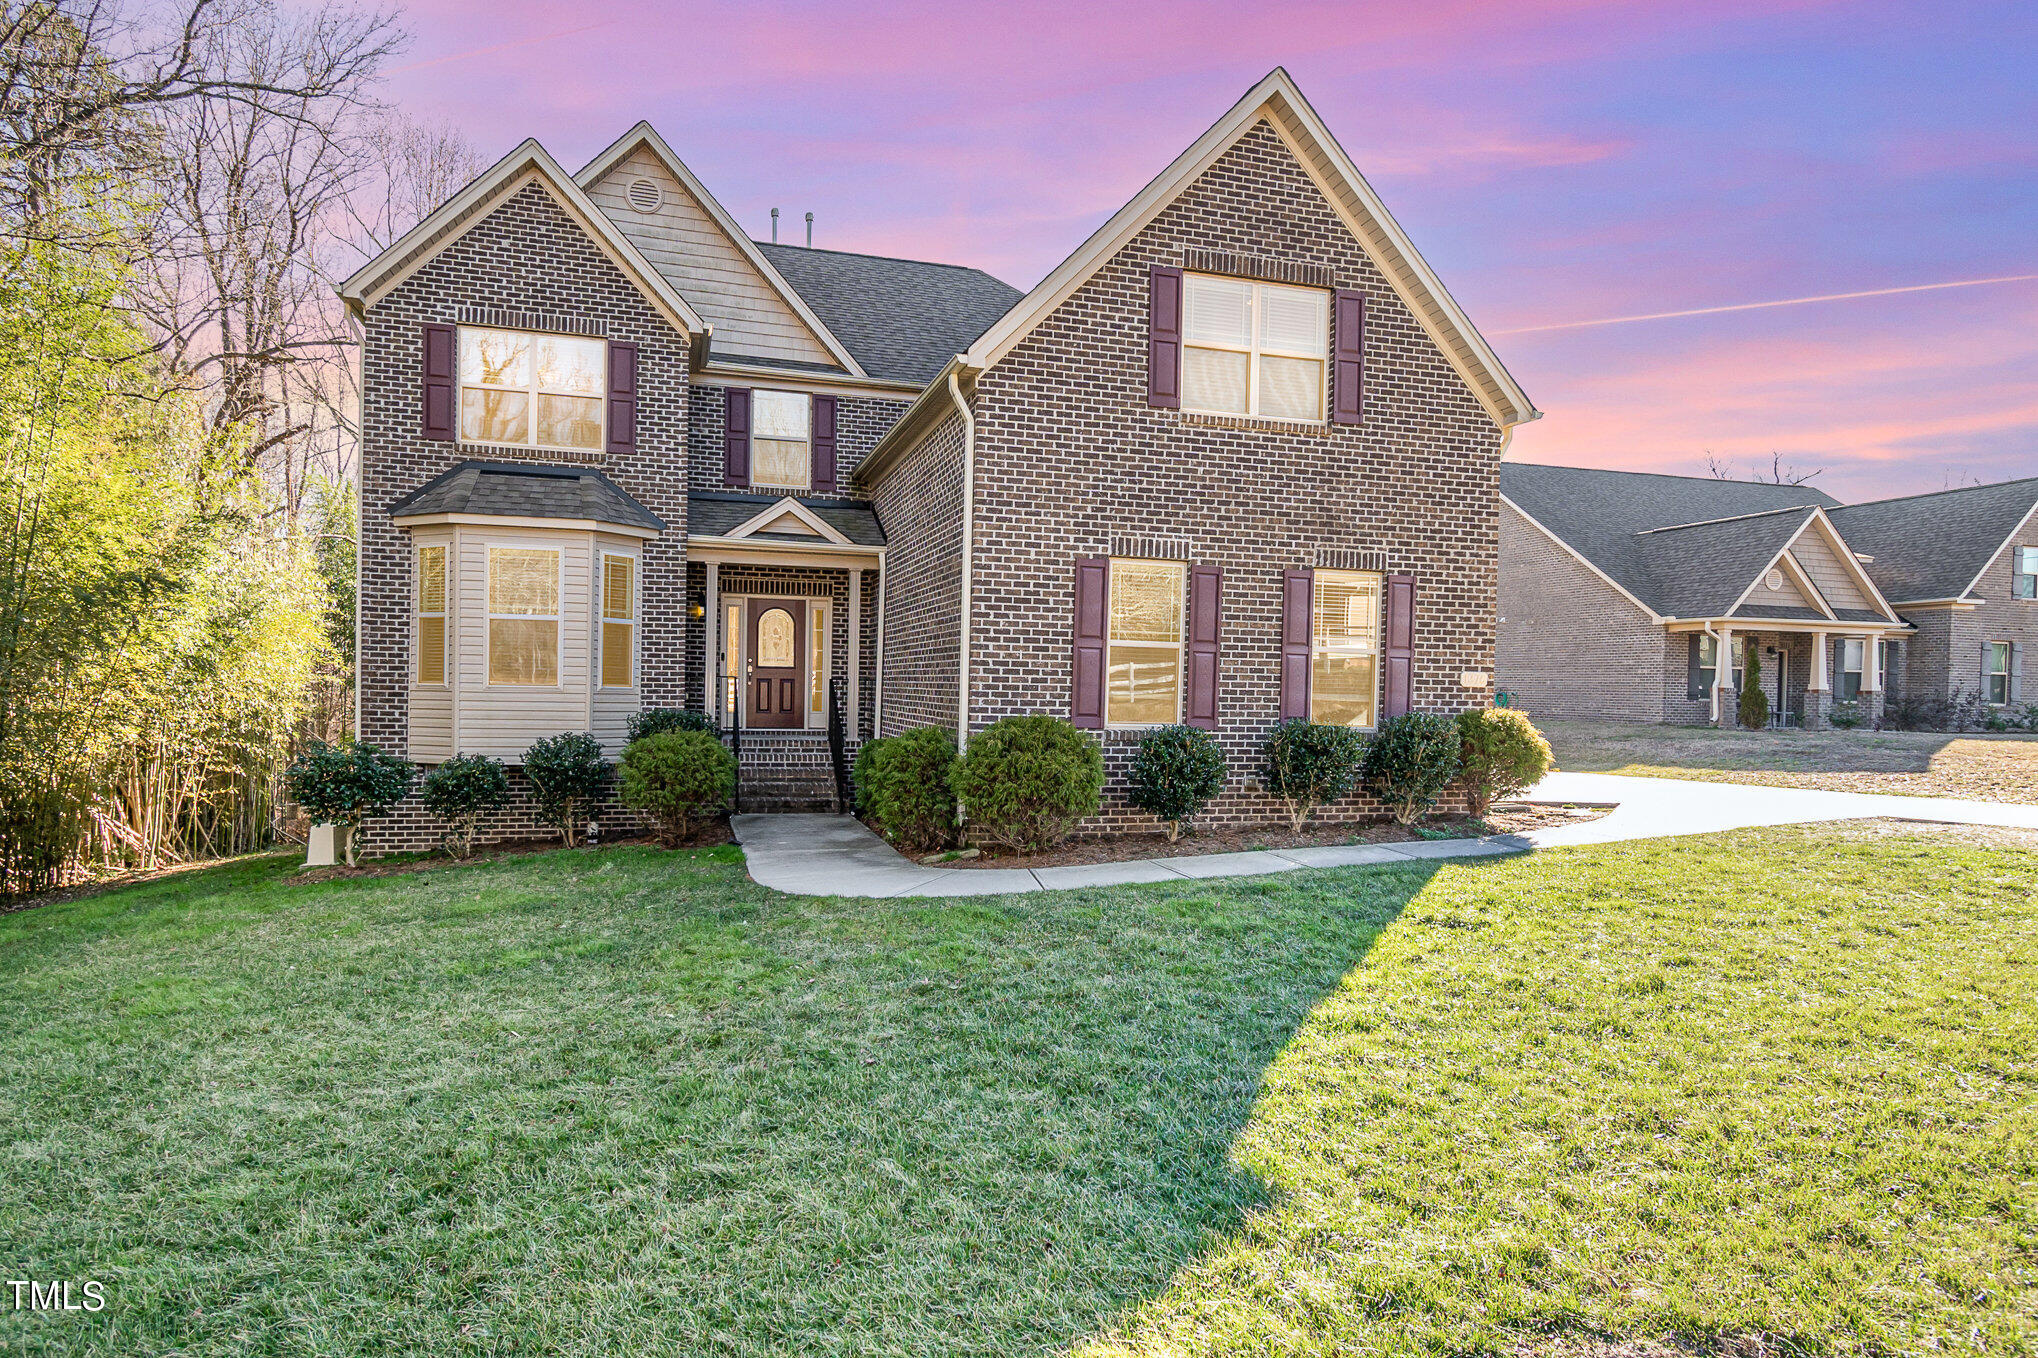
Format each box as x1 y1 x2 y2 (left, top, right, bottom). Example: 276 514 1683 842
419 754 510 859
626 707 718 743
949 715 1104 855
620 732 736 846
1739 642 1769 730
1829 701 1864 730
1126 725 1227 842
285 740 413 866
523 732 609 847
854 727 957 853
1454 708 1552 816
1363 712 1463 825
1258 719 1365 832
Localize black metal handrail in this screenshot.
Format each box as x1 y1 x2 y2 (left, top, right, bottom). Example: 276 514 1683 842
826 679 849 813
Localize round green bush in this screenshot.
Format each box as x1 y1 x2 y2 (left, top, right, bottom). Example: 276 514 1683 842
620 732 736 846
1126 725 1227 842
1362 712 1463 825
1258 719 1365 831
854 727 957 853
522 732 609 847
285 740 413 865
1454 708 1552 816
949 715 1103 855
626 707 718 743
419 754 510 859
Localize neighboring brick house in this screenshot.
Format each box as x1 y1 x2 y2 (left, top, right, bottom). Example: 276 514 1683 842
342 68 1542 849
1497 465 2037 728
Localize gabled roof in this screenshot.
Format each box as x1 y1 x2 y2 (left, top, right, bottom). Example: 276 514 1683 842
752 243 1022 386
338 140 706 340
574 123 867 378
390 461 665 534
687 491 885 547
1826 477 2038 603
961 67 1537 428
1629 506 1821 619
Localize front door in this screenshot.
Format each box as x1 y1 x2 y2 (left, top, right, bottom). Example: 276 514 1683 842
746 598 806 729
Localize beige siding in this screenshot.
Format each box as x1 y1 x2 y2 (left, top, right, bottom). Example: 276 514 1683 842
1738 565 1814 613
587 149 833 366
1788 528 1872 611
454 527 595 761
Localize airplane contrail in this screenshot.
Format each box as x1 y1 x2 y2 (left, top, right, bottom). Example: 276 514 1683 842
385 20 620 77
1492 272 2038 335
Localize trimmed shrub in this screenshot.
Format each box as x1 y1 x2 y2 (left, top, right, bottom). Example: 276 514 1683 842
854 727 958 853
1828 701 1864 730
620 732 736 846
285 741 413 866
949 715 1103 855
1258 719 1365 832
1454 709 1553 816
523 732 609 847
1362 712 1462 825
627 707 718 743
1126 725 1227 842
419 755 510 859
1738 642 1769 730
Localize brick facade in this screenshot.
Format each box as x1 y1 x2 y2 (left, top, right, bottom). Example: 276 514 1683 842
1497 502 1666 723
688 384 911 500
1903 535 2035 705
869 413 966 738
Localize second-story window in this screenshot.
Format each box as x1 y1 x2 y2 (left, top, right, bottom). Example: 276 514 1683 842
459 327 606 453
1180 273 1328 422
752 390 811 490
2015 546 2036 600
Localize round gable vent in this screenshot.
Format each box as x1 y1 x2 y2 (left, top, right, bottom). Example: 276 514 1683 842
626 177 662 213
1765 568 1784 591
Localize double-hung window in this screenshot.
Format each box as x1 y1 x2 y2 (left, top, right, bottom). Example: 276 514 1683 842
2015 546 2036 600
1180 274 1328 422
1105 558 1185 726
1696 634 1745 695
600 554 635 689
459 327 606 452
1311 570 1382 728
1987 641 2012 705
416 545 446 685
487 547 561 686
752 390 812 490
1839 639 1864 700
1878 638 1898 695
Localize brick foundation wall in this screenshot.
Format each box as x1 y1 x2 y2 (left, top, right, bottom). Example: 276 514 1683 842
961 119 1501 831
1497 501 1665 723
366 766 652 857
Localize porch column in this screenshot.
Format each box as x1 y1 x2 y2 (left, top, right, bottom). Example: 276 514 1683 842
704 561 720 722
1861 632 1884 726
848 568 863 743
1713 626 1734 727
1805 629 1831 731
1809 631 1829 691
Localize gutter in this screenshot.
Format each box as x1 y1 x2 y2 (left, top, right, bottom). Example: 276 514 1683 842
948 365 977 755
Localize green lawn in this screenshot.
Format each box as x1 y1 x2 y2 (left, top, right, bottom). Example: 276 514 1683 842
1 829 2033 1356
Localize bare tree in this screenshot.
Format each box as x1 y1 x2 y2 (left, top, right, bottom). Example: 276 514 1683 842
1704 450 1825 486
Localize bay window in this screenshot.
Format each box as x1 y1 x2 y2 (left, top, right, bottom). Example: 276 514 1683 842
487 546 562 686
1106 558 1185 726
752 390 812 489
1180 273 1328 422
459 327 605 452
600 553 635 689
1311 570 1381 727
416 544 446 685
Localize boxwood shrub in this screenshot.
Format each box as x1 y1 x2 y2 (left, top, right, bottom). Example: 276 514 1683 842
1362 712 1463 825
1454 708 1552 816
285 740 413 865
620 732 736 846
1126 725 1227 842
419 754 510 859
949 715 1103 855
522 732 609 847
853 726 957 853
1258 719 1365 832
626 707 718 743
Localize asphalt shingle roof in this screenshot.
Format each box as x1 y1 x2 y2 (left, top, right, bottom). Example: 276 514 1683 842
688 492 885 547
1826 478 2038 603
753 242 1022 386
389 461 664 531
1630 507 1820 618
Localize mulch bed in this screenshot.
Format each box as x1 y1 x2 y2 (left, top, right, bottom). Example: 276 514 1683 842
294 816 734 884
917 801 1607 870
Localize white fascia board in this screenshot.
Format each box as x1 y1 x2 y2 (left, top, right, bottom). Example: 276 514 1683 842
1804 507 1903 621
389 511 660 540
724 497 854 547
1957 498 2038 602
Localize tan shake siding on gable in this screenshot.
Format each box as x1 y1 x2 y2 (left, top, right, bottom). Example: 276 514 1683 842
965 119 1495 828
868 412 966 737
1497 501 1666 723
1787 529 1872 612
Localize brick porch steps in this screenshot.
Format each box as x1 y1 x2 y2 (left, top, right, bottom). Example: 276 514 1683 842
733 732 840 813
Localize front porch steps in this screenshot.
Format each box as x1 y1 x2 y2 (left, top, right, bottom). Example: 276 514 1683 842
734 732 839 813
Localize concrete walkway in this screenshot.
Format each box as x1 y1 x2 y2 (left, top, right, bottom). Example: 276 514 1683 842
732 771 2038 899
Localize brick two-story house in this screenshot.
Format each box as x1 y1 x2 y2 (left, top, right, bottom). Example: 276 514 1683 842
342 69 1539 852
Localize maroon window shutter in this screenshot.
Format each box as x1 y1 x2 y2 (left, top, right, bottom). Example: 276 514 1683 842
1186 565 1222 730
723 387 751 487
1383 573 1416 718
1280 569 1313 721
1332 290 1365 426
1071 557 1109 729
421 323 456 441
1147 266 1183 408
606 340 638 455
811 393 838 492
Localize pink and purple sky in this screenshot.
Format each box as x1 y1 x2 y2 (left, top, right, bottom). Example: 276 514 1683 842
382 0 2035 500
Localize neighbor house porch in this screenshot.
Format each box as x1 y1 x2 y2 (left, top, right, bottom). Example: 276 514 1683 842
1673 618 1913 730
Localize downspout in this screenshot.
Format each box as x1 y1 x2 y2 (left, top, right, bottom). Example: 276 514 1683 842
947 365 976 754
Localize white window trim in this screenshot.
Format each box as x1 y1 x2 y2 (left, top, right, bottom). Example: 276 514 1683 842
459 325 607 456
415 543 448 687
484 543 566 688
1309 568 1383 730
1987 640 2012 705
1839 638 1865 700
597 549 639 691
1104 557 1185 730
750 389 813 493
806 596 832 731
1180 273 1328 424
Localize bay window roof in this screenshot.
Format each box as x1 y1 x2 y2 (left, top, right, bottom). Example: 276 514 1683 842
390 461 664 534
